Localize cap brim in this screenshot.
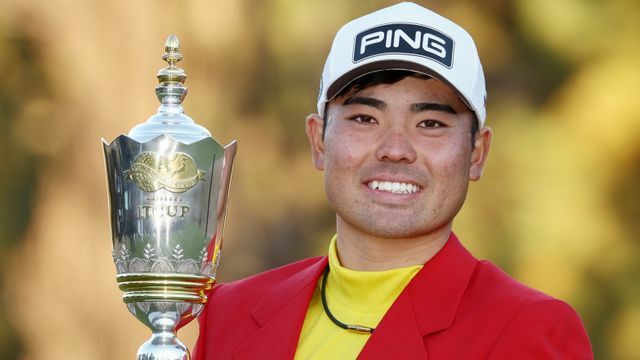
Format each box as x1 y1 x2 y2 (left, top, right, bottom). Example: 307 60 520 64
325 60 476 114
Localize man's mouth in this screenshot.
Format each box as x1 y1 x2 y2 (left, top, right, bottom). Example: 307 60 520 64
366 180 421 194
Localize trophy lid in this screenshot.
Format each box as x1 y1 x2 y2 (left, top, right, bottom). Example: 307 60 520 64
128 35 211 143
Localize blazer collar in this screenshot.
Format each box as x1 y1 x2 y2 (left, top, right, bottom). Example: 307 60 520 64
358 233 479 359
409 232 478 335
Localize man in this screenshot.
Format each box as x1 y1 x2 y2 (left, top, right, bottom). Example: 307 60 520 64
194 3 593 359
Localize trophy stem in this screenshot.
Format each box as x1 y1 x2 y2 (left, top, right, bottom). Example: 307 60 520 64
136 311 190 360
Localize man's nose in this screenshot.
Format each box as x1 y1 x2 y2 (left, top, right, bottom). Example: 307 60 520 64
375 130 417 163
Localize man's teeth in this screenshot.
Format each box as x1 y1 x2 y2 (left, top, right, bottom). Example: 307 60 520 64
367 180 420 194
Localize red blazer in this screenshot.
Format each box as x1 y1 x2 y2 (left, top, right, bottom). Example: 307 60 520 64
193 234 593 359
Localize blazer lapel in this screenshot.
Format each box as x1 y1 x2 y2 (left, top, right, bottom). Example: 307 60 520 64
234 257 328 360
358 233 478 359
357 291 428 359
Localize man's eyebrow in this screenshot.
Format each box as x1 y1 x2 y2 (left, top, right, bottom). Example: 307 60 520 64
411 103 457 114
342 96 386 110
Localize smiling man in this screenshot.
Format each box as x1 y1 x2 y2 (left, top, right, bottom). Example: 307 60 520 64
194 3 593 359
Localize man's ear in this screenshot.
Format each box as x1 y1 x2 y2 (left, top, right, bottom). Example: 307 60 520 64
306 113 325 170
469 126 492 181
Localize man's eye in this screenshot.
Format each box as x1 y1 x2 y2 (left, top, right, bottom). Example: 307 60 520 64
349 115 377 124
418 120 444 128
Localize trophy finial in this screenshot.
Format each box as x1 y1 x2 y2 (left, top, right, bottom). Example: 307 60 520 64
128 34 212 143
156 34 187 105
162 34 182 67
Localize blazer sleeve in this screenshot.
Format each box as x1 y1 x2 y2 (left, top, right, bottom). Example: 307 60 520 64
487 298 593 359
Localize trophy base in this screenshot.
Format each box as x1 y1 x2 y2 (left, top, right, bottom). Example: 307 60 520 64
136 310 191 360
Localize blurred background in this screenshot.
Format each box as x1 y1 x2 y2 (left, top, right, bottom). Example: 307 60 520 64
0 0 638 358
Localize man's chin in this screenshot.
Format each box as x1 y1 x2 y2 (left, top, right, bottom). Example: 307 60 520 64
350 219 444 240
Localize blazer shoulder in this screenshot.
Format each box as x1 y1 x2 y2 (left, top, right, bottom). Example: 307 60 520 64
213 256 324 301
487 297 593 358
472 260 557 303
468 261 593 358
455 260 562 337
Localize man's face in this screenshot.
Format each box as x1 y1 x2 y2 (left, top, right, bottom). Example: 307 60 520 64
306 76 491 240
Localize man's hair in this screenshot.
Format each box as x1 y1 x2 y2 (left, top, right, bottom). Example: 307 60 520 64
322 70 479 146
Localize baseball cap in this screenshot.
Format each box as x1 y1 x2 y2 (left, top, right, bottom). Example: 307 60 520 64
317 2 487 126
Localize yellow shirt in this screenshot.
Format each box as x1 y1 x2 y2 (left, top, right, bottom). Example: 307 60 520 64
295 236 422 359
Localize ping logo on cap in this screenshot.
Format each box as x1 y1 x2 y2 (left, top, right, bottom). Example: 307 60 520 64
353 23 454 68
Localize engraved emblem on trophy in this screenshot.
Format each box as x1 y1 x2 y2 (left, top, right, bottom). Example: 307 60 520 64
102 35 237 359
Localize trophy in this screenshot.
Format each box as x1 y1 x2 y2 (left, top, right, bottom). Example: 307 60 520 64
102 35 237 359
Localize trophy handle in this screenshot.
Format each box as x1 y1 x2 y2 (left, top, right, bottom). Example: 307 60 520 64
215 140 237 245
218 140 237 213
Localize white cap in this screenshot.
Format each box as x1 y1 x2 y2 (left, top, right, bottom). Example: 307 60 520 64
317 2 487 126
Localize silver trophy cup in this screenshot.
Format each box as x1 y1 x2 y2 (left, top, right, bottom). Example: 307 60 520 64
102 35 237 359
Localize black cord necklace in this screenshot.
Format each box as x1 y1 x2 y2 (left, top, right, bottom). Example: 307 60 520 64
320 266 375 334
